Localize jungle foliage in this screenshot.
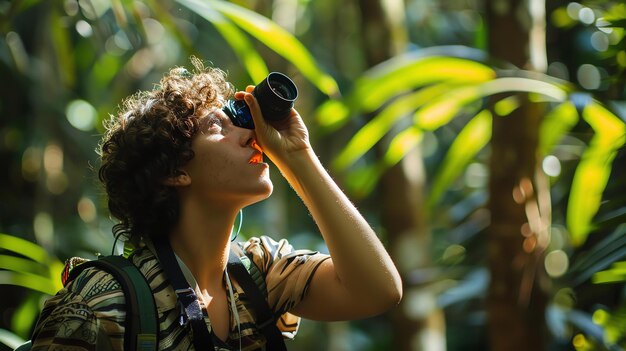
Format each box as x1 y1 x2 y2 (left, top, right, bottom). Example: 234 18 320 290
0 0 625 350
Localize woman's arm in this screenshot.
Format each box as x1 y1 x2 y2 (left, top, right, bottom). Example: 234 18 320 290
237 89 403 320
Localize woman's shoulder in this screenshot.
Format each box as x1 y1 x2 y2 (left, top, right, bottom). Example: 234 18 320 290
60 247 158 308
237 235 325 274
63 261 126 305
236 236 290 272
239 235 301 258
30 259 128 350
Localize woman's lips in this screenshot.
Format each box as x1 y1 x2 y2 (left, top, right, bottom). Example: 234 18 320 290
249 153 263 164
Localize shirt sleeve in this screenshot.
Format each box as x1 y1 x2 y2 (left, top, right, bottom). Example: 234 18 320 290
241 236 330 337
31 268 126 351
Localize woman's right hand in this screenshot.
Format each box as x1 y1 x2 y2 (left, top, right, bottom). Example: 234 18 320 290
234 86 311 167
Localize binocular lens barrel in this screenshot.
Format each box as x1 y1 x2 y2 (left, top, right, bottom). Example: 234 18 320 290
223 72 298 129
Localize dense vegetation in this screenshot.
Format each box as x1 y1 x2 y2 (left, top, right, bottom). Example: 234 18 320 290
1 0 625 350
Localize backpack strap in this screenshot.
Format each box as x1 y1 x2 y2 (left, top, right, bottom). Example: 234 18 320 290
67 255 158 351
236 253 267 297
227 250 287 351
152 238 217 351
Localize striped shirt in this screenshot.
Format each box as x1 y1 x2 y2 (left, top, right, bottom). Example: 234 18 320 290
31 236 330 351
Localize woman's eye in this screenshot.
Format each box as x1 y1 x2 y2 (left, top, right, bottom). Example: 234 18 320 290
208 117 222 130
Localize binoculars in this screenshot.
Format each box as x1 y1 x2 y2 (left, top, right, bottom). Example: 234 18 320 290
222 72 298 129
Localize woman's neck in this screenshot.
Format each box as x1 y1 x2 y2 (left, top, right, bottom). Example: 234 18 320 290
168 200 238 290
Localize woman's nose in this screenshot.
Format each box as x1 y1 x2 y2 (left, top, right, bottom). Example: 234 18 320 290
238 127 257 147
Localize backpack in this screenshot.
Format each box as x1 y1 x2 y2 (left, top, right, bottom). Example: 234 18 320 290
16 249 286 351
15 254 157 351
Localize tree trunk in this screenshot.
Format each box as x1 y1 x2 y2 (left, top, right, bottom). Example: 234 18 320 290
381 149 446 351
358 0 445 350
486 1 548 350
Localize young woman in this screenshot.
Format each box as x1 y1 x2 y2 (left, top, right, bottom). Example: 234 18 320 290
30 58 402 350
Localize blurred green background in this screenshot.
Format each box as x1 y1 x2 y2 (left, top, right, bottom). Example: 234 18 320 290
1 0 626 350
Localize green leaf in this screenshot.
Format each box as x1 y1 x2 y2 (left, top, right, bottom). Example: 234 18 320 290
175 0 269 82
0 254 48 276
568 225 626 286
0 234 48 263
414 77 567 131
593 261 626 284
0 328 25 350
11 293 42 339
0 271 57 295
333 84 448 170
48 260 65 292
383 126 424 167
315 100 350 130
200 0 339 97
90 54 121 90
603 3 626 22
493 96 520 116
318 55 494 130
350 56 495 114
344 163 385 199
342 127 424 199
427 110 492 208
583 102 626 141
551 7 577 28
413 85 481 130
568 102 626 246
477 77 568 101
539 101 579 156
49 7 75 88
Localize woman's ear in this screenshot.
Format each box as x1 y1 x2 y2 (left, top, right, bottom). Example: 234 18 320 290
162 170 191 187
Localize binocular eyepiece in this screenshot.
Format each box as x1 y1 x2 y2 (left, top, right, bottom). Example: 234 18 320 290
223 72 298 129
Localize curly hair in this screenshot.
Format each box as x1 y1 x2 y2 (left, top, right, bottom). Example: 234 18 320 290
98 57 234 245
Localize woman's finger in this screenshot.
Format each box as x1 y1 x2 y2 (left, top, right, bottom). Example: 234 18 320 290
244 93 270 134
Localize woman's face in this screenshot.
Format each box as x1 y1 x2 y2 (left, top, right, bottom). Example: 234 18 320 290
180 109 273 208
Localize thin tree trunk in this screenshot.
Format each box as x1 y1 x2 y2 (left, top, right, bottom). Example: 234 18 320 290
486 1 548 350
358 0 445 350
381 148 446 351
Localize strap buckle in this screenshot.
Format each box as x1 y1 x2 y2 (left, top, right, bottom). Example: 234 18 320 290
174 288 199 326
174 287 198 305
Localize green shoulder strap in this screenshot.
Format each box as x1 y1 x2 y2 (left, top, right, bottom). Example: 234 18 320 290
236 253 268 297
227 250 286 351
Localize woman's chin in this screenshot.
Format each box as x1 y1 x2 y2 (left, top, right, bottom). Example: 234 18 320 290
259 182 274 199
244 182 273 206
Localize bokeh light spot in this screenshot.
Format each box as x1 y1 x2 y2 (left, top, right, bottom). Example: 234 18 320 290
64 0 79 15
578 7 595 25
464 162 488 188
542 155 561 177
548 61 569 80
572 334 587 349
577 64 601 90
590 31 608 51
46 172 68 194
22 147 41 182
78 197 97 222
66 99 97 131
566 2 583 20
592 308 609 325
34 212 54 249
75 20 93 38
545 250 569 278
43 143 63 174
